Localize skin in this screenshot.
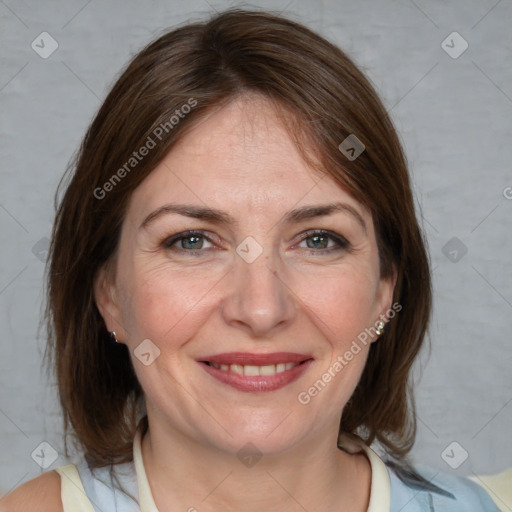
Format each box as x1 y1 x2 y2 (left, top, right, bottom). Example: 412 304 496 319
95 94 396 512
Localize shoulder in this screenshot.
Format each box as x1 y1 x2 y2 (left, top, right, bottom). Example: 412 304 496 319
0 470 62 512
388 463 501 511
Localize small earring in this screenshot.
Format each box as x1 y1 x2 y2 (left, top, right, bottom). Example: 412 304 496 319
110 331 120 343
375 321 385 336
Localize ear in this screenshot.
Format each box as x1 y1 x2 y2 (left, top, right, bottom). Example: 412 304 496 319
374 263 398 325
93 264 128 343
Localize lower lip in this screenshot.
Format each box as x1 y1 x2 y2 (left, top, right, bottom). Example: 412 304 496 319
199 360 313 392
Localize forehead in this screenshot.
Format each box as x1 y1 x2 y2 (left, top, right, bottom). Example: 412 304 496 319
127 95 370 223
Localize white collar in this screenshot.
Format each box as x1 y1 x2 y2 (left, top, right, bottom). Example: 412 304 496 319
133 426 160 512
337 433 391 511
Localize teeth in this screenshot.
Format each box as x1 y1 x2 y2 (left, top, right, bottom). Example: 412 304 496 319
231 364 244 375
207 361 300 376
259 364 276 376
244 365 260 376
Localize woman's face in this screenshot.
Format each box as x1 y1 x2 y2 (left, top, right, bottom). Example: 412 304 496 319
96 95 395 455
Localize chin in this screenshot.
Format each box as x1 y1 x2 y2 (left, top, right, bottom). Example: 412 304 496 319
199 415 309 458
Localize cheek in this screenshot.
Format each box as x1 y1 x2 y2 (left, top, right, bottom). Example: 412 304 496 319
116 265 220 398
295 268 378 407
296 263 379 344
118 262 222 345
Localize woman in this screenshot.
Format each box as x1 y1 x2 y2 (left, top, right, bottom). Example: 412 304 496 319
1 9 500 512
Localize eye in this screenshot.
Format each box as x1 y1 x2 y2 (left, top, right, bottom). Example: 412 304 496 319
160 229 349 256
296 230 349 253
162 230 214 252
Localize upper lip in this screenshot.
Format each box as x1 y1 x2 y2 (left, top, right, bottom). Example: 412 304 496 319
199 352 313 366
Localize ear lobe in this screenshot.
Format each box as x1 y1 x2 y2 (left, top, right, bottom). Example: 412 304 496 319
93 266 126 339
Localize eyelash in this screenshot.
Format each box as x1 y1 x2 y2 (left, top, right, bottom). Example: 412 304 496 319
161 229 350 256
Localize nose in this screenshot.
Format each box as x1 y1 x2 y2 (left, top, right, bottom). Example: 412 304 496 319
220 247 298 338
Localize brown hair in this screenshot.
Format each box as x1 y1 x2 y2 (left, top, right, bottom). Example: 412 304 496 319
45 8 431 471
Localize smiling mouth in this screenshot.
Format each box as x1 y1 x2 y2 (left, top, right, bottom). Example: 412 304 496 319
198 357 314 393
202 361 306 376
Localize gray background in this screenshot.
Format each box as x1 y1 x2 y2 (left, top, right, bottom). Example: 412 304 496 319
1 0 511 498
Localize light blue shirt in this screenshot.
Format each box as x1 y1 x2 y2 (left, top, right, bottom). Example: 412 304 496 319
388 463 500 511
55 426 501 512
69 458 500 511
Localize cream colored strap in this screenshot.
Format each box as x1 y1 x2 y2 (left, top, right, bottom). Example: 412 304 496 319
54 464 96 512
133 428 160 512
362 446 391 512
337 434 390 511
469 469 512 512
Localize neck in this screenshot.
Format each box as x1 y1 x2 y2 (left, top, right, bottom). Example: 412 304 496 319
140 418 371 512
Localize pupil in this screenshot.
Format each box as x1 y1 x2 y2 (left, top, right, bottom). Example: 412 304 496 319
183 236 202 249
308 235 327 249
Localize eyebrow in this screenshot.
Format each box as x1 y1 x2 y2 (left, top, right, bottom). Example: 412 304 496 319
140 201 367 233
